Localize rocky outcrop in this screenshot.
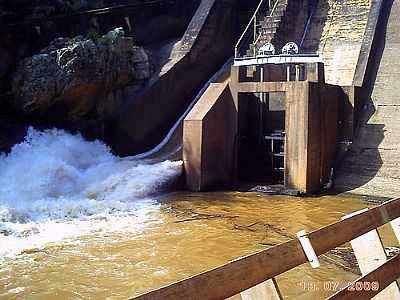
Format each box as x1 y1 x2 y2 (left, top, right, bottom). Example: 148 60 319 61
12 28 151 120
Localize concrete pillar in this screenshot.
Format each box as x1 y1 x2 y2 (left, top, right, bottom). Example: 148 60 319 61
184 82 237 191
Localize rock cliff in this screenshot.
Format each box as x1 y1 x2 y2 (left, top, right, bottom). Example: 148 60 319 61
12 28 151 120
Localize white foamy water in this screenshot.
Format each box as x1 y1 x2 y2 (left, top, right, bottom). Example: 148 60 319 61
0 128 182 257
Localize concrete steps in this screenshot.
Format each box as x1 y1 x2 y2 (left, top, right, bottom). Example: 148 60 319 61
265 0 305 50
241 0 289 57
256 1 288 46
335 0 400 198
241 0 308 57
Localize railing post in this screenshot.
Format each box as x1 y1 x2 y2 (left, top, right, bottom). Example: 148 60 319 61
241 279 282 300
391 217 400 242
235 0 267 59
254 16 257 43
343 211 400 300
328 254 400 300
227 279 282 300
226 295 242 300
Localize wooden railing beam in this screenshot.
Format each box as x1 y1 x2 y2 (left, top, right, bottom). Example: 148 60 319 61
327 254 400 300
131 198 400 300
348 228 400 299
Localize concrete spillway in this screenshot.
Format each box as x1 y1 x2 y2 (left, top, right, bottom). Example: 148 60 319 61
335 0 400 197
110 0 236 156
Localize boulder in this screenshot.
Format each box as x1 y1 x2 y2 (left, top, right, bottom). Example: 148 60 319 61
12 28 151 120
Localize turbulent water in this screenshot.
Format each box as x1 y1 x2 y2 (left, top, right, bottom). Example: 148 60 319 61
2 128 398 300
0 128 182 258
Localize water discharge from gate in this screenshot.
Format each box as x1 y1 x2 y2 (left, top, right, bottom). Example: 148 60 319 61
0 129 397 300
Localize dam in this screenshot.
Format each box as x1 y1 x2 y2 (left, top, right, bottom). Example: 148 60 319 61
0 0 400 299
105 0 400 198
179 0 392 197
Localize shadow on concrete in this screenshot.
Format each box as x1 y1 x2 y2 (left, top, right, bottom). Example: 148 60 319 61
110 0 236 156
238 93 274 183
333 0 394 194
300 0 328 53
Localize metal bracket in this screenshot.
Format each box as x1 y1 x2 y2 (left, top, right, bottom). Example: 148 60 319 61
296 230 320 268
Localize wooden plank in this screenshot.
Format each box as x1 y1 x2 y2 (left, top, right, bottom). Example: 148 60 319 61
350 229 400 299
227 279 282 300
240 279 282 300
391 217 400 243
131 198 400 300
327 254 400 300
350 229 387 274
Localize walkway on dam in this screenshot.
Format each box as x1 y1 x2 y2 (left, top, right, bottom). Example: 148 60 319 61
335 0 400 198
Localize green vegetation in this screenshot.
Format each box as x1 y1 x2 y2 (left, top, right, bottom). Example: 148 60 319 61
86 29 101 43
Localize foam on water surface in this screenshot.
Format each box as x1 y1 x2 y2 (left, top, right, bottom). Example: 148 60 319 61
0 128 182 257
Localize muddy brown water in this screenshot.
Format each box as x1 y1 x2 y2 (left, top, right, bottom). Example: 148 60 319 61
1 192 398 300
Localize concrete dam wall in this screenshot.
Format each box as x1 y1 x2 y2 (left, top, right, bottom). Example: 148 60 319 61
335 0 400 198
302 0 372 86
110 0 236 156
109 0 400 198
299 0 400 198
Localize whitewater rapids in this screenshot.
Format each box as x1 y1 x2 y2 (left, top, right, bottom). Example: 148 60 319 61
0 128 182 257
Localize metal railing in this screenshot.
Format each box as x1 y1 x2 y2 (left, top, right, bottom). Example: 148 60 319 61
234 0 281 58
